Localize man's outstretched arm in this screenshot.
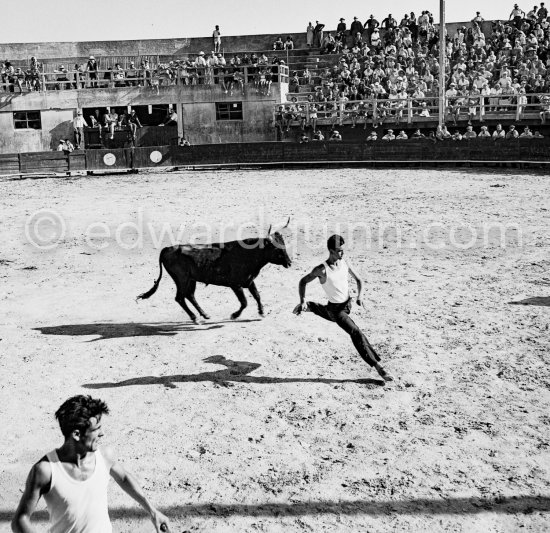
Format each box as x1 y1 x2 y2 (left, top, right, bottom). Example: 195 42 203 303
12 461 51 533
296 265 323 313
104 448 170 532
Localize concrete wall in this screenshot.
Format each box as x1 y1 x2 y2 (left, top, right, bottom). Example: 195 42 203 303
0 83 284 152
0 21 494 62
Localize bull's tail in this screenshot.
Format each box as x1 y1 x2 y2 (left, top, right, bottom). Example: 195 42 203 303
137 250 165 300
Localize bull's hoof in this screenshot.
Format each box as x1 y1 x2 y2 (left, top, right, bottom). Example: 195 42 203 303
202 314 211 320
192 317 203 325
258 310 265 318
230 312 240 320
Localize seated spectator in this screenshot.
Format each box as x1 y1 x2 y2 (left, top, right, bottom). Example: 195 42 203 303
273 36 284 50
366 131 378 141
396 130 408 139
452 130 463 141
179 138 191 146
463 125 477 139
329 129 342 141
506 125 519 138
533 130 544 137
411 129 426 138
492 124 506 139
103 109 119 139
321 33 336 54
478 125 491 138
312 130 325 141
418 102 430 117
382 129 396 141
159 108 178 127
299 132 309 143
520 126 534 137
57 139 74 153
284 36 294 50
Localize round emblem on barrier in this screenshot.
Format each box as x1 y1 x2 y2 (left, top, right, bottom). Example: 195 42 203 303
150 150 162 163
103 153 116 166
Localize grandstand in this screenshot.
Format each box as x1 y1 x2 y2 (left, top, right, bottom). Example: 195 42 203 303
1 7 550 153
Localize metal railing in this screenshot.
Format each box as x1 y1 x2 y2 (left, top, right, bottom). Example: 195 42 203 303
274 94 550 128
0 65 289 93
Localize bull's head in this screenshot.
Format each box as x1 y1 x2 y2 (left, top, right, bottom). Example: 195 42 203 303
265 217 292 268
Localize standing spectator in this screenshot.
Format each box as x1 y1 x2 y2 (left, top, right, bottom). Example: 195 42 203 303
365 15 379 46
86 55 99 88
472 11 485 24
273 36 284 50
539 94 550 123
510 4 526 27
213 25 222 54
527 5 539 20
381 13 397 30
72 110 88 149
538 2 548 20
306 22 315 47
350 17 364 40
313 21 325 48
126 61 138 86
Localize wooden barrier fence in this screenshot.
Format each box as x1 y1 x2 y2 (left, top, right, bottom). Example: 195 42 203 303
1 139 549 177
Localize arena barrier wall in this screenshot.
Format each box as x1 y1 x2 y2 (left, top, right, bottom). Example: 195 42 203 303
1 140 550 177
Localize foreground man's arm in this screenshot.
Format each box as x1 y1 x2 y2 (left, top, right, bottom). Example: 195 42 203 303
104 447 170 532
12 461 51 533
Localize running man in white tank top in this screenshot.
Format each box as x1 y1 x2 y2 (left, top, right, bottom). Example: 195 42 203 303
12 395 170 533
294 234 394 382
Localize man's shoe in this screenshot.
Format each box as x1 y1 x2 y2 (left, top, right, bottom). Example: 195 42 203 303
377 367 394 382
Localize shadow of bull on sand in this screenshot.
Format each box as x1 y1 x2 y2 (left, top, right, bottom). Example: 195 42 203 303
83 355 385 389
31 320 265 341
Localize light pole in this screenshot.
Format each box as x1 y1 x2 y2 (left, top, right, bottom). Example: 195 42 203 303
439 0 446 127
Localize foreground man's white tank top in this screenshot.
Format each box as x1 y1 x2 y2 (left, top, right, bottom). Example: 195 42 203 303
44 449 112 533
321 259 349 304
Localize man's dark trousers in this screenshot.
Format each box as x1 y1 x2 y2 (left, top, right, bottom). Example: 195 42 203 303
307 298 381 366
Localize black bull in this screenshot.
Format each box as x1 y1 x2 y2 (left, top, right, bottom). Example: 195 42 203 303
137 232 292 322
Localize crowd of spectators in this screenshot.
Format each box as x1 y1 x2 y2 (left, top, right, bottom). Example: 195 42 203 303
294 123 544 143
290 4 550 125
0 52 287 95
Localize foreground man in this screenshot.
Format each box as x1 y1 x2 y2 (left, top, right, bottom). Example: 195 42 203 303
12 395 170 533
295 234 394 382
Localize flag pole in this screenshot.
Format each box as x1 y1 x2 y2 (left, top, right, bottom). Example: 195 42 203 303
439 0 446 127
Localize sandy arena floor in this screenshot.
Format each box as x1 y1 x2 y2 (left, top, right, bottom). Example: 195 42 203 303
0 168 549 532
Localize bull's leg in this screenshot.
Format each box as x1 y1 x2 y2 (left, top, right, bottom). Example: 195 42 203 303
248 281 264 316
175 288 199 324
230 287 248 320
186 281 210 320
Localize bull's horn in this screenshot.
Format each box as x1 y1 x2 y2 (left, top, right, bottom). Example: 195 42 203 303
282 216 290 229
267 224 272 236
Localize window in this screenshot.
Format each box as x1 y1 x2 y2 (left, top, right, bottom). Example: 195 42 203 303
215 102 243 120
14 111 41 130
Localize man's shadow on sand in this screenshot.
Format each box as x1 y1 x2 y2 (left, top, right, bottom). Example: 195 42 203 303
33 319 261 341
83 355 385 389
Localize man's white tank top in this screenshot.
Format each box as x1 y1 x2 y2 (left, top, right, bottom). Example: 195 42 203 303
321 259 349 303
44 449 112 533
